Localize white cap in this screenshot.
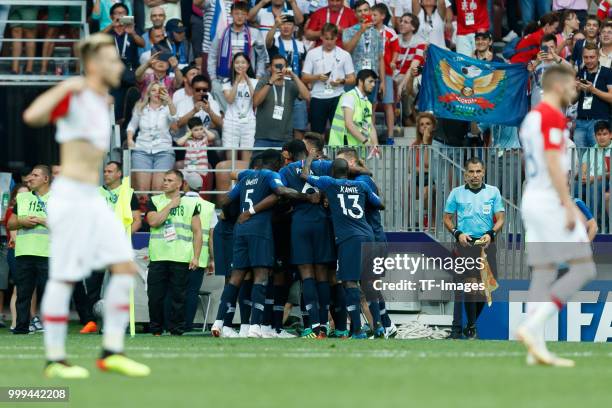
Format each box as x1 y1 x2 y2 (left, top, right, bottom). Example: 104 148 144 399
184 172 203 191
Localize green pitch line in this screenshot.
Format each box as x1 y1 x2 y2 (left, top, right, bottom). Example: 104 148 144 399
1 330 610 408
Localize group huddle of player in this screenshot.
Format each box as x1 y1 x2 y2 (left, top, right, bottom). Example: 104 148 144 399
210 134 397 339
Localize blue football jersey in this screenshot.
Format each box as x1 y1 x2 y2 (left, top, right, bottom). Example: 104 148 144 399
355 175 386 242
279 159 333 221
228 169 284 238
306 175 381 243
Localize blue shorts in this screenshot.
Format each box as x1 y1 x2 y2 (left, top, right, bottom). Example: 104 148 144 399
361 241 389 280
231 234 275 270
336 235 373 282
132 150 175 171
290 217 336 265
292 99 308 131
213 227 234 277
378 75 394 105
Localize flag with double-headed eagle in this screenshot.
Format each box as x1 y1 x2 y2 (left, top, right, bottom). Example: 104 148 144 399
418 45 529 126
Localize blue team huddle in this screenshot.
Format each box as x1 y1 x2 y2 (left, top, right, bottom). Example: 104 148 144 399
210 134 397 339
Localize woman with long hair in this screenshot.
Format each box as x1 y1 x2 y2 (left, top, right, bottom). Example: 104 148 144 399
222 52 258 163
411 112 436 227
127 82 178 195
412 0 447 50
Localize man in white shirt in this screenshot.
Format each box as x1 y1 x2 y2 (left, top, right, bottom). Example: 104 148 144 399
144 0 181 30
172 64 201 106
301 23 356 135
174 75 223 139
248 0 304 39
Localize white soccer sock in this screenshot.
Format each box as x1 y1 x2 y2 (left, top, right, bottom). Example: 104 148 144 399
102 274 133 354
526 302 546 349
41 280 73 361
524 302 559 334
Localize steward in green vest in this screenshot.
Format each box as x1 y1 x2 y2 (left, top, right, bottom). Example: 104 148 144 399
100 161 142 234
145 170 202 335
328 69 379 147
7 165 51 334
183 172 218 331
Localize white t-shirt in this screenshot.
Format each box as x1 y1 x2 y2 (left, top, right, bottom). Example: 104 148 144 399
296 0 327 14
175 95 222 139
257 4 295 38
302 46 355 99
415 9 446 49
144 2 181 30
53 89 111 151
391 0 412 17
172 88 189 106
222 77 258 120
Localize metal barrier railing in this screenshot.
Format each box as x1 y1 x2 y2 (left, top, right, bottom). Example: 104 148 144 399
0 0 88 85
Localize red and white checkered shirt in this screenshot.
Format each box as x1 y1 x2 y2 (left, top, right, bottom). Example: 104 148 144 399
184 138 209 173
396 36 426 75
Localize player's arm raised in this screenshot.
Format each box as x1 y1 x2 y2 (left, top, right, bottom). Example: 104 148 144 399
23 76 86 127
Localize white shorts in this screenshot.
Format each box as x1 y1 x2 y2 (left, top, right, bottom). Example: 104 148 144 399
521 192 592 265
48 177 134 281
222 116 255 149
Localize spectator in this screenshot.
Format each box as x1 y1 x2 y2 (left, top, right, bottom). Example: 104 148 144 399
146 170 202 336
92 0 134 31
454 0 490 56
343 1 385 105
370 5 400 143
128 83 178 194
302 24 356 136
202 0 234 70
328 69 379 146
528 34 569 108
173 63 201 106
163 18 194 69
182 172 217 332
574 43 612 147
9 5 39 74
40 6 80 75
253 54 311 147
412 112 435 225
175 75 224 140
395 12 425 126
140 6 167 56
266 14 308 139
6 165 51 335
473 31 504 62
509 12 559 64
135 50 184 97
556 10 580 60
571 14 600 69
304 0 358 46
578 120 612 212
222 53 258 161
208 1 266 112
139 27 168 65
553 0 589 27
411 0 447 50
599 22 612 68
249 0 304 38
520 0 553 33
176 117 216 192
144 0 182 29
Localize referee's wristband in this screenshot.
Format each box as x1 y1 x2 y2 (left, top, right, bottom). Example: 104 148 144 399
248 207 256 215
486 230 495 241
452 229 462 241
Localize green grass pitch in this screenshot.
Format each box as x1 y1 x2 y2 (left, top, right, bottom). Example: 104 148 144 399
1 328 610 408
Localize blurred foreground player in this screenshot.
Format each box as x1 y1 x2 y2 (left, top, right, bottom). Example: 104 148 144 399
517 64 596 367
23 33 150 378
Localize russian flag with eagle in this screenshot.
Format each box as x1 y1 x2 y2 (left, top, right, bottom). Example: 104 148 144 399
418 45 529 126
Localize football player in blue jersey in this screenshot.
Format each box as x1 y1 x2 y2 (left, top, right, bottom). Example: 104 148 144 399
301 153 385 339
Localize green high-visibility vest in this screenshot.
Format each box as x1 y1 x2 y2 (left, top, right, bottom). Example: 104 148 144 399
15 191 50 258
99 185 134 211
192 196 215 268
328 88 373 146
148 194 199 263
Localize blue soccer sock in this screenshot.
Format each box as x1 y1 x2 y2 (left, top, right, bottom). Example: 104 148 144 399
302 278 320 331
238 280 253 325
379 299 392 328
300 292 310 329
215 284 239 323
368 300 382 328
332 284 347 332
250 283 267 326
273 284 288 331
345 286 362 334
263 282 274 327
316 281 331 329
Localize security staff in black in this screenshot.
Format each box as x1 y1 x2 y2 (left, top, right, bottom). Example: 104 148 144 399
146 170 203 335
7 165 51 334
443 158 505 340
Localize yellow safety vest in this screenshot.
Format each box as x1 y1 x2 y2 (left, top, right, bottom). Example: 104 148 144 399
15 191 50 258
328 88 373 146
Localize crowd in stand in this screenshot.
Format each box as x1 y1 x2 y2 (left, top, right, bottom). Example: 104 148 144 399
1 1 612 200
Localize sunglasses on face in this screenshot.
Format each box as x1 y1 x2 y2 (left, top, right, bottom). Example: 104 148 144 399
194 88 209 92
